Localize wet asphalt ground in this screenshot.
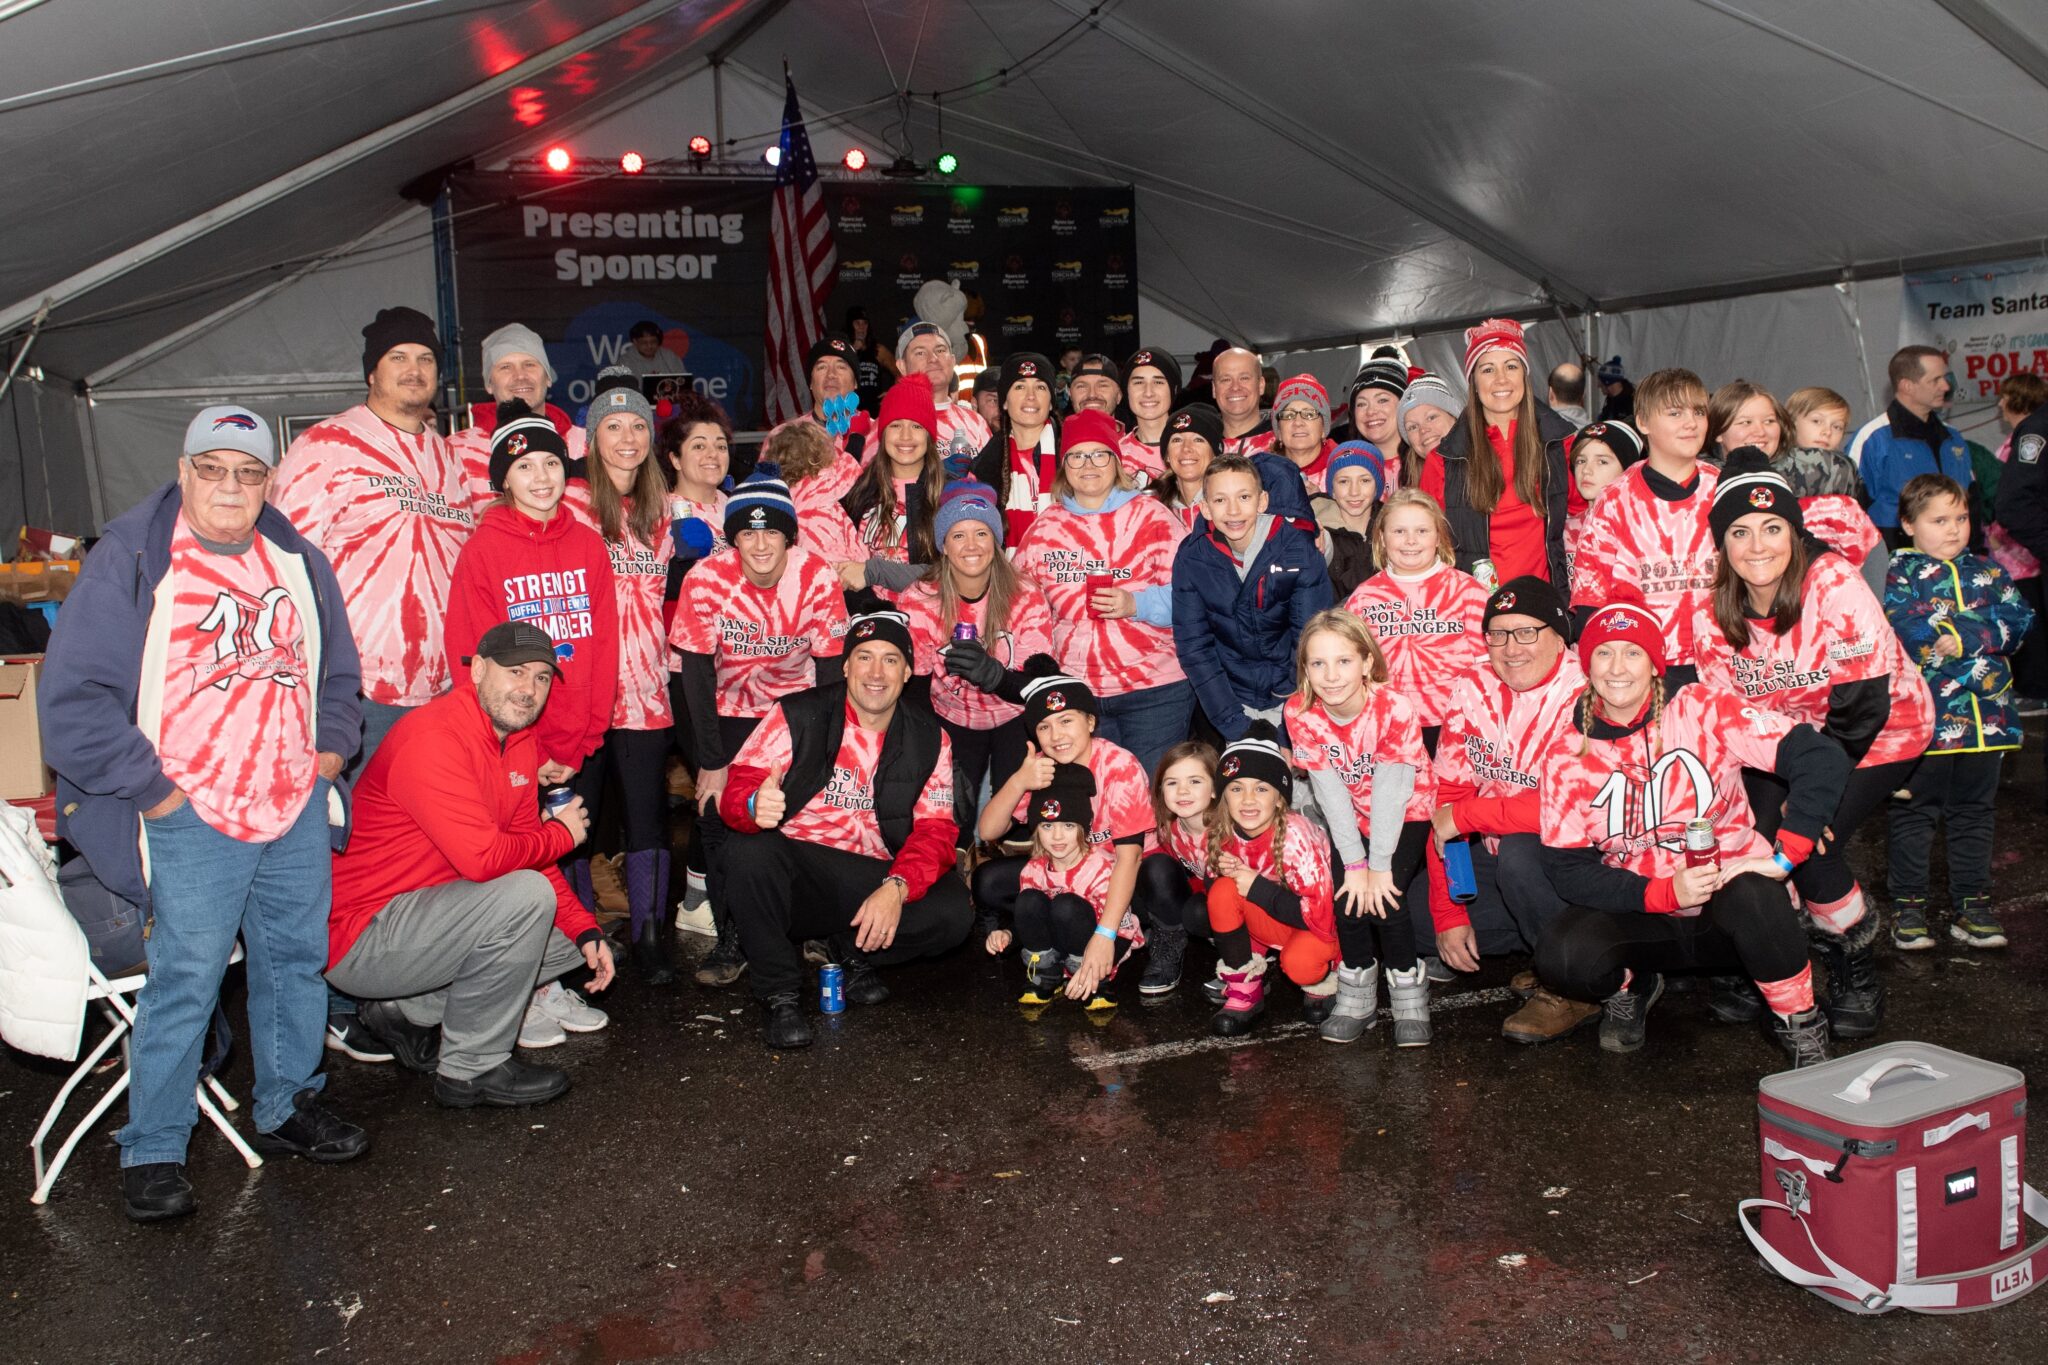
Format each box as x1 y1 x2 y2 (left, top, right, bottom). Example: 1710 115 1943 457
6 759 2048 1363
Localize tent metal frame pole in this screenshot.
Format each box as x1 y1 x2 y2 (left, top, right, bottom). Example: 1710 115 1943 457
1933 0 2048 93
73 387 105 532
86 381 367 401
0 0 686 340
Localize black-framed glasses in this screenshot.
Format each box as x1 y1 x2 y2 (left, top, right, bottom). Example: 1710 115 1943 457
1483 626 1547 646
1062 448 1116 467
189 459 270 486
1276 406 1323 424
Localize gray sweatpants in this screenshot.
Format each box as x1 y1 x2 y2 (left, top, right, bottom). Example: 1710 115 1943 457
326 870 583 1079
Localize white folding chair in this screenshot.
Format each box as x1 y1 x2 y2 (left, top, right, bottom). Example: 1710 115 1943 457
29 944 262 1205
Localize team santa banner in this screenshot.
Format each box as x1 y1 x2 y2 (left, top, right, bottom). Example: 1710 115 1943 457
1900 254 2048 402
448 174 1138 428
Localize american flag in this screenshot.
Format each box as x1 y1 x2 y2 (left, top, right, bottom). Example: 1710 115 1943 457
763 71 838 425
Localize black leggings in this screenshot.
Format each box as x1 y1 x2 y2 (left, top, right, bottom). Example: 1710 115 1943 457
1014 890 1097 956
942 715 1026 851
1332 822 1427 971
571 727 671 853
1744 758 1915 908
1536 873 1808 1002
1135 852 1210 938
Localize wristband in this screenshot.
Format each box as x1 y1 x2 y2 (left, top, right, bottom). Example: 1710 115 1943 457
747 792 757 819
883 873 909 897
1771 851 1795 876
1092 923 1118 942
1342 858 1371 873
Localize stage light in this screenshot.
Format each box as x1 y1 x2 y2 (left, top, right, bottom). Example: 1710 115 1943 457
688 134 713 160
543 145 572 173
934 151 959 176
763 145 783 168
842 147 868 172
620 150 645 174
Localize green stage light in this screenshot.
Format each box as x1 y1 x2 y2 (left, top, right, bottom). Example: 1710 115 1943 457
934 151 959 176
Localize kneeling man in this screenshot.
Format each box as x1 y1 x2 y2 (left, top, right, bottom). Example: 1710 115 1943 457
719 603 973 1048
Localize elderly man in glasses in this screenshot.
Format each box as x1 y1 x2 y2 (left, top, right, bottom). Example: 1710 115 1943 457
42 406 368 1222
1422 576 1599 1044
896 321 991 474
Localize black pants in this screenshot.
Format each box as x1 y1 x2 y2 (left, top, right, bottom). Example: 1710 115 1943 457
723 831 974 1000
1536 874 1808 1002
1135 852 1210 938
2012 576 2048 698
1014 890 1098 956
1340 823 1427 971
1745 759 1915 908
697 715 762 914
1459 833 1570 956
942 715 1026 851
1888 750 2004 902
571 727 672 853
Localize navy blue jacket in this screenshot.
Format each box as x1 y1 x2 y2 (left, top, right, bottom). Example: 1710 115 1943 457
40 482 362 908
1171 514 1332 741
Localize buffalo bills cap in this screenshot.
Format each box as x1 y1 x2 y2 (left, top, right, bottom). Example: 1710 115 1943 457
183 405 277 467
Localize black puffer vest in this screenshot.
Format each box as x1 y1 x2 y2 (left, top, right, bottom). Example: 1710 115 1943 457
775 683 944 854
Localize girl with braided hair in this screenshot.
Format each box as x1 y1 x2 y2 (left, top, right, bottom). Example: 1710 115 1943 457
1533 588 1854 1069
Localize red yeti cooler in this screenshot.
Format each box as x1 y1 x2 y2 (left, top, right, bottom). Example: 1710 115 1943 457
1742 1042 2048 1313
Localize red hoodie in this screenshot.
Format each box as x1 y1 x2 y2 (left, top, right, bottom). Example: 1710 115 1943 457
327 686 599 968
445 502 619 767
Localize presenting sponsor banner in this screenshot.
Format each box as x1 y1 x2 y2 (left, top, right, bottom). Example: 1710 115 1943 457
449 175 1137 426
1901 255 2048 401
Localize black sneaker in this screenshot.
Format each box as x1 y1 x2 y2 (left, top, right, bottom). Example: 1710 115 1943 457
1419 955 1457 984
831 937 890 1007
355 1000 440 1075
761 992 814 1049
1598 973 1664 1054
1705 975 1764 1024
253 1088 370 1163
122 1162 196 1222
432 1058 570 1109
1772 1006 1833 1068
1139 926 1187 996
1891 897 1934 951
695 921 748 987
1951 897 2008 949
323 1013 394 1064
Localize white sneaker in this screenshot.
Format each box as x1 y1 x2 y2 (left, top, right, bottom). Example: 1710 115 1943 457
518 995 568 1049
532 980 608 1033
673 898 717 939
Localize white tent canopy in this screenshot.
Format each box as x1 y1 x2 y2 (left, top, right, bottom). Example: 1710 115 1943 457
4 0 2047 532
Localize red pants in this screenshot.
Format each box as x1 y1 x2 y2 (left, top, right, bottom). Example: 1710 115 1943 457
1207 879 1337 986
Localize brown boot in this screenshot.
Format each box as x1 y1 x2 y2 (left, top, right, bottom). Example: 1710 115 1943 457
1502 987 1601 1044
590 853 629 916
1508 969 1540 1000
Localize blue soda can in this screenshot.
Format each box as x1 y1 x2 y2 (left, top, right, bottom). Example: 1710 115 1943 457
819 963 846 1014
542 785 576 813
1442 837 1479 904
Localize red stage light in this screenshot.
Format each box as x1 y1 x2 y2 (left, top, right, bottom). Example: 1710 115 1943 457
842 147 868 172
688 134 713 159
543 145 572 173
620 150 645 174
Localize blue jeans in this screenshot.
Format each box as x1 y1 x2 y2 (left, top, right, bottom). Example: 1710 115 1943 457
118 786 332 1166
1095 679 1195 778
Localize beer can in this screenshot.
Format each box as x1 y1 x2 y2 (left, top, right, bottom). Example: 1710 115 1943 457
1472 558 1499 592
1684 818 1719 868
953 622 979 643
542 785 576 815
819 963 846 1014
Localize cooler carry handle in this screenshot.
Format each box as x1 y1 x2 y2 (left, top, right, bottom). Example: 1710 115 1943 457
1834 1056 1948 1104
1740 1184 2048 1313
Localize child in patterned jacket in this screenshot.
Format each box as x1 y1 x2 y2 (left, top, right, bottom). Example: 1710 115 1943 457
1883 474 2036 950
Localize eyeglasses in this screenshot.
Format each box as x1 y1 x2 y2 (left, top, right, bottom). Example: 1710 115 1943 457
188 459 270 486
1062 448 1116 467
1277 406 1323 424
1483 626 1548 646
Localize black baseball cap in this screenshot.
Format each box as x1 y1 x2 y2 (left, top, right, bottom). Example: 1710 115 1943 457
473 621 561 673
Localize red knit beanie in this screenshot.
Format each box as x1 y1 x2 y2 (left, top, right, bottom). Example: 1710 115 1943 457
877 372 938 445
1577 585 1668 675
1058 408 1123 457
1463 317 1528 377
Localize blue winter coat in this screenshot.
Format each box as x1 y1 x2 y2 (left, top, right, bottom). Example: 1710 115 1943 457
1882 548 2034 754
1171 514 1332 741
1855 402 1972 530
40 482 363 907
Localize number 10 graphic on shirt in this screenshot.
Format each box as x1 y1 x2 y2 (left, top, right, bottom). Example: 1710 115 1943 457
192 587 307 694
1589 748 1716 857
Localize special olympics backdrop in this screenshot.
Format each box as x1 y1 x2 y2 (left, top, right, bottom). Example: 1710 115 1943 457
447 174 1138 428
1899 254 2048 403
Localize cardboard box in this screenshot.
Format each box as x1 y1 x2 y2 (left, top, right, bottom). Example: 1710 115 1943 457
0 656 51 800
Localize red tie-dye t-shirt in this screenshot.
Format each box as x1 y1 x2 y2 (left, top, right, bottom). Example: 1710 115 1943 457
1344 563 1490 727
1014 496 1187 697
1285 683 1437 830
1433 654 1587 847
1220 814 1336 941
1157 815 1211 878
157 522 318 842
882 576 1056 729
727 702 955 861
604 513 674 731
1569 462 1720 670
667 546 849 717
271 405 473 706
1118 431 1166 480
1009 738 1155 849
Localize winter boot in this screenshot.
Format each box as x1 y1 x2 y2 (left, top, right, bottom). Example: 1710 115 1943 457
694 901 747 987
564 858 597 914
1890 896 1933 951
1386 964 1431 1047
1300 971 1338 1025
1067 953 1116 1012
1138 925 1187 996
1705 975 1764 1024
1018 948 1064 1006
1319 963 1380 1044
624 849 675 986
1772 1005 1833 1068
1813 910 1885 1038
830 934 889 1007
1951 895 2008 949
1598 972 1664 1054
1209 957 1268 1036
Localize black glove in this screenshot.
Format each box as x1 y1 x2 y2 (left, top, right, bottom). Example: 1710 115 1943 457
944 637 1008 693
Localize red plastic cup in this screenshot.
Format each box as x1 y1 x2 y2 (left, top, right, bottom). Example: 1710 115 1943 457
1085 572 1113 617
